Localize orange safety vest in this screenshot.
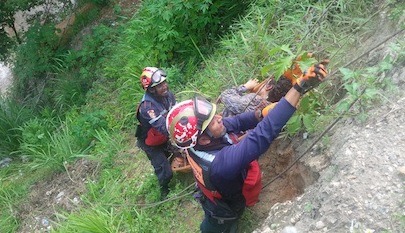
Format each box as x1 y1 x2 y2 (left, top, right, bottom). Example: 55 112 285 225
186 134 262 207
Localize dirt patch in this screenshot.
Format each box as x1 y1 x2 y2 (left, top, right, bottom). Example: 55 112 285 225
16 159 100 232
249 137 321 222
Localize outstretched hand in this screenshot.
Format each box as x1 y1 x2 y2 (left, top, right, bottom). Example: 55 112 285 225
294 60 329 94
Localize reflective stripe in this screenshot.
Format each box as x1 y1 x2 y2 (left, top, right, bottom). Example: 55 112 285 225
148 109 167 124
139 93 171 125
190 148 215 162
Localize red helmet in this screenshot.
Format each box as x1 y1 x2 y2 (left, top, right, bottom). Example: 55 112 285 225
140 67 167 90
166 96 217 149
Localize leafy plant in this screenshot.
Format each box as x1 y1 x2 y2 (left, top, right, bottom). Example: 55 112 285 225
336 55 395 120
304 202 314 212
19 117 90 170
0 28 15 62
68 109 109 150
12 23 61 104
136 0 252 64
0 0 45 44
19 118 55 152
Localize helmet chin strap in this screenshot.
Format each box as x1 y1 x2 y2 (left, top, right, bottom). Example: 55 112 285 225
205 128 226 139
205 129 214 138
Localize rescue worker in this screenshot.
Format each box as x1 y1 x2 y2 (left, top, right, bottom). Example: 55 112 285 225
136 67 177 200
166 62 328 232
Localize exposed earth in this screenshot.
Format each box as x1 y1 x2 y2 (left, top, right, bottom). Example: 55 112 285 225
2 1 405 233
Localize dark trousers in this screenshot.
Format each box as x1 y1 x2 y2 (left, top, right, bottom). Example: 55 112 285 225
199 197 242 233
137 140 173 189
200 212 238 233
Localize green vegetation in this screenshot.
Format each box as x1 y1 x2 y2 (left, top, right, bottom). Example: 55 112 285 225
0 0 404 232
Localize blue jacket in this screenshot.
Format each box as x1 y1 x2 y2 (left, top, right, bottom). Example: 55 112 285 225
202 97 296 202
137 91 176 140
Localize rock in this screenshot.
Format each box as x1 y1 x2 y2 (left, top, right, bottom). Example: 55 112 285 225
315 221 325 229
0 157 12 167
281 226 298 233
398 166 405 175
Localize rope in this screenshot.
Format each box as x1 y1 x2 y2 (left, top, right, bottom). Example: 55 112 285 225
104 182 195 208
262 28 405 190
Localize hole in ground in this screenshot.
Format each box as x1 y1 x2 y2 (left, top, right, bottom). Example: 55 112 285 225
250 137 320 221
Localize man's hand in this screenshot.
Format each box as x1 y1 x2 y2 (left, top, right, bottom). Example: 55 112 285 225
294 60 329 94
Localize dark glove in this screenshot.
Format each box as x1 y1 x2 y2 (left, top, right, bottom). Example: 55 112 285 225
294 60 329 94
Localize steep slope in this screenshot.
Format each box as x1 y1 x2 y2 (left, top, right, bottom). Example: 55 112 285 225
254 9 405 233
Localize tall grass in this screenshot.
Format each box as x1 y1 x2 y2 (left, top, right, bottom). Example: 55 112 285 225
19 117 92 171
0 97 33 159
0 187 20 233
54 206 124 233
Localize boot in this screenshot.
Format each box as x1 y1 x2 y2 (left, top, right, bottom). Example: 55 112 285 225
160 185 169 201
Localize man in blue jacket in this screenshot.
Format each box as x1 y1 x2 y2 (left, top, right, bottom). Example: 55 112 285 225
136 67 177 200
166 62 328 232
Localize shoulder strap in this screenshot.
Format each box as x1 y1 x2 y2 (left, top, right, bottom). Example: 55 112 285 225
137 93 171 124
185 149 222 203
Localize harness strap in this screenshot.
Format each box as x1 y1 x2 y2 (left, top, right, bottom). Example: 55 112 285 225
136 93 171 125
148 109 167 124
196 180 222 203
185 149 222 203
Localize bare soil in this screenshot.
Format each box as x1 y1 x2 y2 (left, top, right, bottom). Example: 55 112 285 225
249 137 320 222
16 159 100 232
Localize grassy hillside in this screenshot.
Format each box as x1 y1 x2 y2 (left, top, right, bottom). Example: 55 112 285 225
1 0 404 232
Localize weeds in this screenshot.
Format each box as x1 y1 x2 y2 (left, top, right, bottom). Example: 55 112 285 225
54 206 124 233
19 116 95 171
0 97 33 159
335 52 397 123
